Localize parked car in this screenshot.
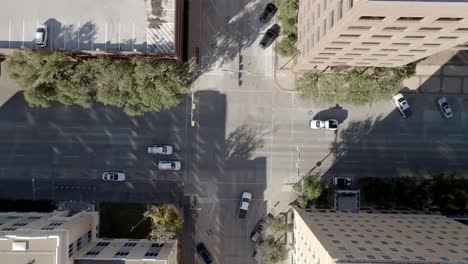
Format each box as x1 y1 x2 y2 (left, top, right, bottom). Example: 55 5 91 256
102 172 125 181
196 243 213 264
238 192 252 219
158 161 181 171
35 24 48 47
392 93 412 118
259 24 280 48
309 119 338 130
437 96 453 118
332 177 351 188
259 3 278 23
147 145 173 155
250 220 265 242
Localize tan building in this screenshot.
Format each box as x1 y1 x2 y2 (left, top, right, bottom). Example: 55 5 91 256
296 0 468 70
0 211 177 264
292 207 468 264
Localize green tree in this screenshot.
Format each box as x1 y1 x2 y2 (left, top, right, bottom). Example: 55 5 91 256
294 176 323 208
430 174 468 210
5 51 191 116
274 0 299 58
256 239 289 264
264 216 290 238
296 66 413 105
143 204 182 240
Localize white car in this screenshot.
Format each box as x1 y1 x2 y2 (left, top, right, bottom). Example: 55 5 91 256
102 172 125 181
309 119 338 131
147 145 173 155
238 192 251 219
332 177 352 188
392 93 412 118
437 97 453 118
158 161 181 171
35 24 48 48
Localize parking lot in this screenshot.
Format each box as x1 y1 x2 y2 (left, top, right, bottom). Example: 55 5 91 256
0 0 175 53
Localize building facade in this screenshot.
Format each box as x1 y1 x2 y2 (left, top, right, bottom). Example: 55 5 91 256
292 207 468 264
296 0 468 70
0 211 177 264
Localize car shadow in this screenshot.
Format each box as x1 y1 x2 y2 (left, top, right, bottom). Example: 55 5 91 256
312 104 349 124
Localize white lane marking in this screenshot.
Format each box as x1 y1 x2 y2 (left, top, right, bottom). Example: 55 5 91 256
343 160 360 163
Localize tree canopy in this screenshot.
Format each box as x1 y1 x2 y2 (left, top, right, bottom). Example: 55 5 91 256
296 65 416 105
143 204 182 240
274 0 298 57
5 51 191 115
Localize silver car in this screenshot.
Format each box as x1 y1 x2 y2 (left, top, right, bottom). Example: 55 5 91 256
35 24 48 48
147 145 173 155
158 161 181 171
437 97 453 118
102 172 125 181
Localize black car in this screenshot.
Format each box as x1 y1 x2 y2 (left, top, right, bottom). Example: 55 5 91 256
196 243 213 264
260 24 280 48
259 3 278 23
250 220 265 242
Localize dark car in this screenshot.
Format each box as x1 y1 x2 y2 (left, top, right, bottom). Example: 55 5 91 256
250 220 265 242
259 3 278 23
260 24 280 49
196 243 213 264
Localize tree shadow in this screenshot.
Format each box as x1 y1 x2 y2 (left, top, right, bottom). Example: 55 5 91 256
225 123 264 160
196 0 269 73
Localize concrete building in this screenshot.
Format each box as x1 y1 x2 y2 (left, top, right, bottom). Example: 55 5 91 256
0 210 177 264
292 206 468 264
296 0 468 70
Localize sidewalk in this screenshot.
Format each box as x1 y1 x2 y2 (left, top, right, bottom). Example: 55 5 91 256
273 51 299 92
0 61 20 107
403 50 468 94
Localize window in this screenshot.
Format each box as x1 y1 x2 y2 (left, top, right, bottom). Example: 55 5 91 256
69 243 74 258
416 256 426 261
372 35 392 38
455 28 468 31
419 27 442 31
381 49 398 51
392 43 410 46
353 48 370 51
358 247 367 251
87 230 92 242
348 26 372 30
397 17 423 21
339 34 360 38
404 36 425 39
345 234 352 237
390 248 398 252
404 248 414 253
423 43 441 46
371 54 387 57
330 11 334 28
373 247 381 252
410 49 427 52
325 47 342 50
362 42 380 45
351 240 359 244
436 17 463 22
339 246 347 250
438 36 458 39
345 53 361 56
382 255 392 260
384 27 407 31
349 0 353 8
359 16 385 21
114 251 130 256
332 240 340 244
367 255 376 259
77 238 82 251
123 242 137 247
331 41 351 45
426 248 435 253
380 241 388 245
338 0 343 19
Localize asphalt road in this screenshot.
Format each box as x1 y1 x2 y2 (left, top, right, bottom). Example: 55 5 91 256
0 93 188 203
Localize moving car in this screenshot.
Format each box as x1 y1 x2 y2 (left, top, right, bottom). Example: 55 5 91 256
238 192 252 219
332 177 352 188
259 24 280 49
35 24 48 48
259 3 278 23
392 93 412 118
158 161 181 171
437 96 453 118
147 145 173 155
196 243 213 264
250 220 265 242
102 172 125 181
309 119 339 130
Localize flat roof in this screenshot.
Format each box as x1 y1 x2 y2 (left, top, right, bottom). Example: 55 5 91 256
0 0 175 54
